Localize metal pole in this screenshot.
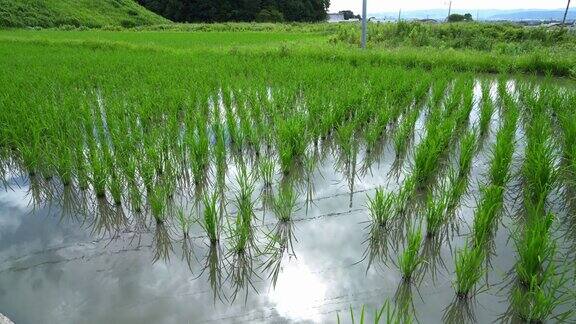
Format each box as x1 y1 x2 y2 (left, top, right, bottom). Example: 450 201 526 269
563 0 572 26
447 1 452 21
361 0 367 49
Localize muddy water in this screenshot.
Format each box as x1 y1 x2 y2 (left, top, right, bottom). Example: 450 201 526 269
0 83 574 324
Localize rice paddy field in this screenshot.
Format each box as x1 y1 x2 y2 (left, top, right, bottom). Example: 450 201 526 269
1 27 576 323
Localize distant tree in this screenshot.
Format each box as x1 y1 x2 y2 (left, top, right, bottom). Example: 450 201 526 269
448 13 473 22
339 10 360 20
138 0 329 22
256 8 284 22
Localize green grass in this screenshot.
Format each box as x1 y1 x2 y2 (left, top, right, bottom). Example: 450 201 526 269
0 0 167 28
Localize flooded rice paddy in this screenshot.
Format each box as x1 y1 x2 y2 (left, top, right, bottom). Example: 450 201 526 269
0 78 575 324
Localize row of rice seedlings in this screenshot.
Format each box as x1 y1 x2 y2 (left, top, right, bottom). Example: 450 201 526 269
478 80 495 139
429 128 478 231
229 167 257 254
452 94 519 298
393 104 421 157
411 77 475 191
508 87 568 322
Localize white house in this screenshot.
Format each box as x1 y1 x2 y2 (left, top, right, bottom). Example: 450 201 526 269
327 13 345 23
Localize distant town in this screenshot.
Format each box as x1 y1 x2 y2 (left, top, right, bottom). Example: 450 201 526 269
328 8 576 27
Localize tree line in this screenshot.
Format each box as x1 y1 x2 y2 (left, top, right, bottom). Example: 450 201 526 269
137 0 331 23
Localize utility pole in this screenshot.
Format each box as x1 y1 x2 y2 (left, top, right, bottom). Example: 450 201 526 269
398 9 402 22
447 0 452 21
361 0 368 49
563 0 572 26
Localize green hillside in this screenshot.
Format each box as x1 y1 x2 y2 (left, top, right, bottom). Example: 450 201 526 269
0 0 169 28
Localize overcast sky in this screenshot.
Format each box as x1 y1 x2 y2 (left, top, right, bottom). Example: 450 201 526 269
329 0 570 13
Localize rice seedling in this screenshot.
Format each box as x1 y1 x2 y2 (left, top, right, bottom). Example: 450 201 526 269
272 183 298 222
176 208 193 237
398 223 423 282
478 81 494 137
337 300 410 324
367 188 395 227
259 157 275 188
471 185 504 248
488 105 518 187
454 244 485 298
514 202 555 287
90 153 108 199
458 130 476 178
522 115 558 206
393 106 420 156
425 190 449 237
509 269 573 324
109 175 123 206
201 192 220 244
230 167 256 253
149 184 168 224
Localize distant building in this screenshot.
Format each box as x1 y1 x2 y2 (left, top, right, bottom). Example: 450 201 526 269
415 18 438 23
327 13 345 23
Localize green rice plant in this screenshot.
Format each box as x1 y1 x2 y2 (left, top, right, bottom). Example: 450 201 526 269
509 271 572 323
201 192 220 244
471 185 504 248
259 157 275 187
188 122 210 186
54 146 74 186
425 190 449 237
91 152 107 199
454 244 485 298
176 208 192 237
337 300 410 324
398 223 423 281
230 168 256 253
149 184 168 224
367 188 395 227
336 121 356 157
479 81 494 137
522 115 558 206
514 202 555 287
396 176 416 214
272 183 298 222
276 115 308 175
413 118 455 188
458 130 476 178
109 175 123 206
488 105 518 187
393 107 420 156
128 183 143 213
445 168 468 211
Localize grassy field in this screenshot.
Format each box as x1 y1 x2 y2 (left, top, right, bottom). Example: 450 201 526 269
1 22 575 77
0 0 167 28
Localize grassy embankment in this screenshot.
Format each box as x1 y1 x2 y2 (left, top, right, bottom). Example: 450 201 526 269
0 0 167 28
